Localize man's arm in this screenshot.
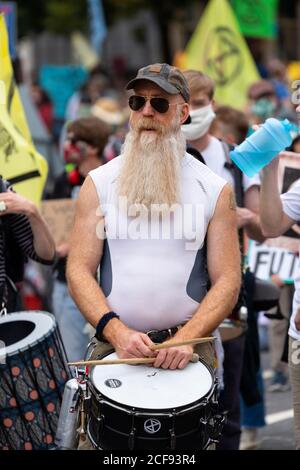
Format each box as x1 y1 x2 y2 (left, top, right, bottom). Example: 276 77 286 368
260 157 295 237
66 176 155 359
238 185 265 242
154 184 241 369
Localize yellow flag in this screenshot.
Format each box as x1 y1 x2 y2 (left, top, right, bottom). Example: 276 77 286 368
0 14 48 205
182 0 260 109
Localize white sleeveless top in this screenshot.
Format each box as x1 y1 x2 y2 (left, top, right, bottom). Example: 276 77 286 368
89 152 226 332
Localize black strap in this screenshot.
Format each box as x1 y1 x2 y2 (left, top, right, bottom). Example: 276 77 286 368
220 141 244 207
186 145 206 165
187 142 246 312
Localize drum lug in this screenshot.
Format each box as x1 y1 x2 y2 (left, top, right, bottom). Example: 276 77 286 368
96 414 105 442
169 429 176 450
207 411 226 444
128 410 136 450
128 429 136 451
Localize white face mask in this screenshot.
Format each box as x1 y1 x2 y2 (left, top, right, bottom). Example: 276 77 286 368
182 104 216 141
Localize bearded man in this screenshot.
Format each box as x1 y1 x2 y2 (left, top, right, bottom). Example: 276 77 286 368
66 63 241 372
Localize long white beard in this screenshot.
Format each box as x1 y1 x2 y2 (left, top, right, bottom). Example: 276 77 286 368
118 112 186 211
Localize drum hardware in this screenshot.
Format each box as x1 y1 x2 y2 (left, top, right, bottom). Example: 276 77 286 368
55 367 89 450
170 413 176 450
128 412 136 451
95 413 105 444
207 412 226 444
78 395 87 443
55 378 80 450
239 306 248 322
0 301 7 317
85 351 219 450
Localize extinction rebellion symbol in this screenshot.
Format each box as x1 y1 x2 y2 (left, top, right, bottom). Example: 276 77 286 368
204 27 243 86
144 419 161 434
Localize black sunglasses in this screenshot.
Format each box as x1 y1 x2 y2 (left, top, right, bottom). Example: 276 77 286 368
128 95 180 114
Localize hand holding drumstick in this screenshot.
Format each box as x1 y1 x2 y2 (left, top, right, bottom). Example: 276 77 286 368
69 337 216 367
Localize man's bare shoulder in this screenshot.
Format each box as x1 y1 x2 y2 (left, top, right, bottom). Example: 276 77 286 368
89 155 123 181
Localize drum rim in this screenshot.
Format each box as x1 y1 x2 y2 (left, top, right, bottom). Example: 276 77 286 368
88 352 215 413
0 310 56 357
89 380 216 414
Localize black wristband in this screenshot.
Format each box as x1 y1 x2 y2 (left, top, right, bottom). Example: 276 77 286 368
95 311 120 342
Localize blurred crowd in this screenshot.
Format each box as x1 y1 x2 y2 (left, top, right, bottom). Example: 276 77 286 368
3 55 300 451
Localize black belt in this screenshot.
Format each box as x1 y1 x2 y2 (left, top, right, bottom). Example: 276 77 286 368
146 326 181 344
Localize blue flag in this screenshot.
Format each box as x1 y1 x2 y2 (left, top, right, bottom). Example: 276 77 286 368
87 0 107 54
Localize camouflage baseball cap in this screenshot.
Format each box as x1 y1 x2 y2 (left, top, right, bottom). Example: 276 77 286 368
126 63 190 103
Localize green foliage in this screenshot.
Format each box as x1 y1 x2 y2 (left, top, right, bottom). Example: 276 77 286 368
44 0 87 35
15 0 197 38
15 0 87 37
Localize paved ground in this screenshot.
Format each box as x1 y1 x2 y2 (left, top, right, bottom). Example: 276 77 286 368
249 350 295 450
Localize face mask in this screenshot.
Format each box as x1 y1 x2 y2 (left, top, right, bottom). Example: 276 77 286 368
251 98 277 121
181 104 216 141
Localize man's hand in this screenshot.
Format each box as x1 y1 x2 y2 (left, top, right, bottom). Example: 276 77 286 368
295 307 300 331
109 324 156 359
153 344 194 370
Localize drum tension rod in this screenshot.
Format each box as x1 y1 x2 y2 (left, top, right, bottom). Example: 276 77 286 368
128 410 136 451
77 395 86 442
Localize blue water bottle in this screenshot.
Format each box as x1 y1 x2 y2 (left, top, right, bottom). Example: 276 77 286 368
230 118 293 177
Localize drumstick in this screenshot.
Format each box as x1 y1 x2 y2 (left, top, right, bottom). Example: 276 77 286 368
151 336 216 351
69 352 200 367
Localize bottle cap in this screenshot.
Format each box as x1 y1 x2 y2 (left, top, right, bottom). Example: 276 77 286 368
281 118 293 133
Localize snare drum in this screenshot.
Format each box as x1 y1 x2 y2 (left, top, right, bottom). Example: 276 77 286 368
0 311 70 450
86 352 222 450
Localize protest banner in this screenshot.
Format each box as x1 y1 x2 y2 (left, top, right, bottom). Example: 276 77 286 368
40 199 76 246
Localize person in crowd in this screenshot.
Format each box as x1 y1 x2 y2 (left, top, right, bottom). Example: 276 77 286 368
260 116 300 449
66 63 241 447
267 274 293 393
0 177 55 312
210 105 250 146
289 135 300 154
247 79 297 125
50 117 111 362
30 83 54 134
91 96 129 162
266 58 291 109
65 73 109 122
182 69 265 450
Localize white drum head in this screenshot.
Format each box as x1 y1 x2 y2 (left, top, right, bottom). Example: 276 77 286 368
0 311 55 356
91 352 213 410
